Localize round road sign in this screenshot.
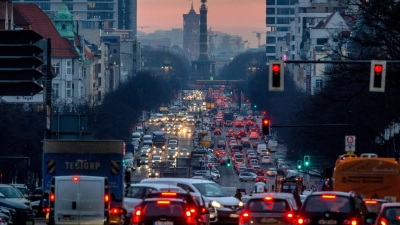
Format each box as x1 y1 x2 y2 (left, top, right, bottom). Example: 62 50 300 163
346 136 354 144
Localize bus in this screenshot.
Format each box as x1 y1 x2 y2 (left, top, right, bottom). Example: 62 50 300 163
334 154 400 202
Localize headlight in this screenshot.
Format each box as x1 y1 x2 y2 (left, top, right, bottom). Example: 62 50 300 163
180 153 183 155
211 201 222 208
155 172 159 176
162 146 165 149
238 201 244 207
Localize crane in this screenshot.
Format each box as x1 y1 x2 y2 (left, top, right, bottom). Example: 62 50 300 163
252 32 262 48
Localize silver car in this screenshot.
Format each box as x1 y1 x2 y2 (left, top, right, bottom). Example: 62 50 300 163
238 172 258 182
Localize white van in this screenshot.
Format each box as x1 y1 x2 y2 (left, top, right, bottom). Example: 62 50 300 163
49 175 109 225
131 132 141 143
142 135 153 146
257 144 267 155
140 178 242 223
135 126 144 137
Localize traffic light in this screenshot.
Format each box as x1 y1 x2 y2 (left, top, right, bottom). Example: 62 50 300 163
304 156 310 167
136 158 141 167
268 60 284 91
0 30 45 96
262 118 271 135
369 60 387 92
227 158 231 167
297 160 302 170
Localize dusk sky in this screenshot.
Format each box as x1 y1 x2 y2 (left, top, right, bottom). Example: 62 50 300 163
137 0 266 48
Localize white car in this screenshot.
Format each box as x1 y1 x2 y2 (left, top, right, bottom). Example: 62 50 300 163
261 155 272 164
238 172 258 182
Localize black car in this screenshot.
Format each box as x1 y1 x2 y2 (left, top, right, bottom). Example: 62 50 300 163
217 140 226 148
132 191 209 225
296 191 375 225
0 193 34 225
238 193 298 225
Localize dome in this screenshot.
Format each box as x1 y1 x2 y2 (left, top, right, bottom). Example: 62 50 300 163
54 4 73 22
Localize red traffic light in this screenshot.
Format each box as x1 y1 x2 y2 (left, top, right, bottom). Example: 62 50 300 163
208 163 212 168
263 119 269 125
263 111 266 115
272 64 281 73
374 64 383 74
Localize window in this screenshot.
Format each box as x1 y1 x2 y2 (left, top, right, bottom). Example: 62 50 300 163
298 27 301 33
267 37 276 44
66 60 72 75
53 62 60 75
267 0 275 5
316 79 323 88
277 27 289 31
266 17 275 25
125 187 144 198
67 81 72 88
277 8 291 15
317 38 328 45
52 83 59 98
177 183 195 192
277 18 290 24
280 47 282 52
72 83 75 97
267 8 275 14
266 46 276 53
67 90 71 98
277 0 289 5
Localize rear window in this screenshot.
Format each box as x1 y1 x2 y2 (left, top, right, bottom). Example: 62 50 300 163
382 207 400 221
364 200 387 213
304 195 352 213
247 198 288 212
143 201 185 217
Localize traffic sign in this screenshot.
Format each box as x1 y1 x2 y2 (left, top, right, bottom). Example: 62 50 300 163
1 93 44 103
0 30 45 97
345 135 356 152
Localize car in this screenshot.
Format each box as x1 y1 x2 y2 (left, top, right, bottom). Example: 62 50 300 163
238 193 299 225
245 120 254 126
252 142 260 150
250 127 259 133
241 138 251 147
193 170 219 181
238 172 258 182
362 199 388 224
235 120 245 127
252 165 264 176
179 148 190 158
266 168 278 176
226 129 234 137
140 157 149 165
0 192 34 225
235 158 245 165
238 130 247 137
225 120 233 127
249 132 259 139
373 202 400 225
9 183 29 198
295 191 374 225
217 140 226 148
0 184 31 207
262 155 272 164
245 149 255 156
254 176 267 183
213 128 222 135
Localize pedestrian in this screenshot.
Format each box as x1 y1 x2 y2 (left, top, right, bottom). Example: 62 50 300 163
234 189 242 201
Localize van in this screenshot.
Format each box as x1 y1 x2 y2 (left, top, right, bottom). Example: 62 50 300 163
135 126 144 137
131 132 141 143
140 178 242 223
142 135 153 146
49 175 109 225
257 144 267 155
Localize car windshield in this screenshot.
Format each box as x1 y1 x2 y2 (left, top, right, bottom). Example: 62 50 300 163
304 195 351 213
142 201 185 217
0 187 24 198
247 199 288 212
192 183 230 197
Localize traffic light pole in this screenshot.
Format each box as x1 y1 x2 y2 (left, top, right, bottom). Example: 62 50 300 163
283 60 400 64
46 38 52 135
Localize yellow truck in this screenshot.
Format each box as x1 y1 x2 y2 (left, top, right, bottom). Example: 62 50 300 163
334 156 400 202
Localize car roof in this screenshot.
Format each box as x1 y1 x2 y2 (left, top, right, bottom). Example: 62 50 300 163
249 193 295 200
141 177 217 185
381 203 400 207
309 191 353 197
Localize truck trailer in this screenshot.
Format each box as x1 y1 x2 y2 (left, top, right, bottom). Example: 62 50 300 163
42 140 127 225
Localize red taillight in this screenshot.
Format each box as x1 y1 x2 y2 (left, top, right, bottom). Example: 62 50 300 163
132 208 141 223
240 211 250 224
287 212 294 218
157 200 170 205
264 196 273 201
73 177 79 181
298 218 304 224
42 207 50 213
322 195 336 199
380 218 387 225
344 219 358 225
190 208 196 213
104 194 109 202
365 200 377 204
161 192 177 196
50 194 55 202
201 207 207 214
110 208 123 214
186 210 196 225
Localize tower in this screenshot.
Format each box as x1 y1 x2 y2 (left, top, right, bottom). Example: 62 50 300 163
183 2 200 61
191 0 216 80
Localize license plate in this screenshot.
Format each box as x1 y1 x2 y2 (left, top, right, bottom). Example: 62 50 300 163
59 216 76 222
260 218 278 223
230 214 239 218
154 221 173 225
26 221 34 225
319 219 337 224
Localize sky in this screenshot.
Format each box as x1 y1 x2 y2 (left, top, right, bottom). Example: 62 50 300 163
137 0 266 49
